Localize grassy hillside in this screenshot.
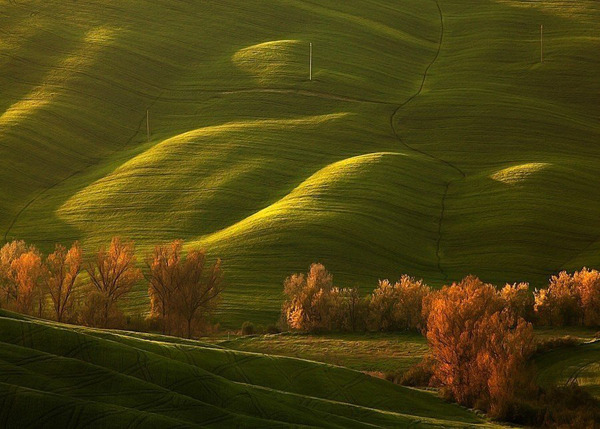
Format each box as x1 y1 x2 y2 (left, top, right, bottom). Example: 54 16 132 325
1 0 599 325
536 340 600 399
0 310 504 428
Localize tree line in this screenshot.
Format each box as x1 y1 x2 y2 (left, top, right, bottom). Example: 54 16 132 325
281 263 600 333
0 238 224 338
281 264 600 426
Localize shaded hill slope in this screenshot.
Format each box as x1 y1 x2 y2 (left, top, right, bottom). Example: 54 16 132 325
0 310 503 428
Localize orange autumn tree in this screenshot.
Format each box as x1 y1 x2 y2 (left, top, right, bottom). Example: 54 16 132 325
534 271 582 326
43 242 82 322
86 237 142 327
426 276 535 417
499 282 535 322
145 240 183 334
0 240 28 306
575 268 600 326
534 268 600 327
171 249 224 338
472 311 535 417
368 275 430 331
11 249 43 315
282 263 336 332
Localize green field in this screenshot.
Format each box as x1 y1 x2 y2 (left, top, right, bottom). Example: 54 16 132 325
222 332 428 374
0 310 507 428
220 328 599 376
1 0 599 326
536 340 600 399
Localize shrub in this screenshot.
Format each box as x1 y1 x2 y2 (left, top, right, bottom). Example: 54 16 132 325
534 269 600 328
540 384 600 427
534 335 580 355
368 275 430 332
241 321 255 336
282 263 336 332
80 291 125 329
500 282 535 322
330 286 367 332
265 324 281 334
124 314 150 332
399 355 436 387
534 271 582 326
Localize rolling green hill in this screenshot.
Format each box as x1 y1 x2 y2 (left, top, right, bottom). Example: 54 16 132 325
0 310 504 428
536 340 600 399
1 0 599 325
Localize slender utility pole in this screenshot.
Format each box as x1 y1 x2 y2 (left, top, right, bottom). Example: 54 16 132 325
146 108 150 142
540 24 543 63
309 42 313 81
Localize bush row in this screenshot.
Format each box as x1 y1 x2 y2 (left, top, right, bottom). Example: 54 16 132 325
281 263 600 333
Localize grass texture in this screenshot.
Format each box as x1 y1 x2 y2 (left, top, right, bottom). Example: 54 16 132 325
0 310 505 428
536 340 600 399
1 0 599 325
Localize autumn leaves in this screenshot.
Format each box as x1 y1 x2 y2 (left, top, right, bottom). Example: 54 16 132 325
0 238 223 338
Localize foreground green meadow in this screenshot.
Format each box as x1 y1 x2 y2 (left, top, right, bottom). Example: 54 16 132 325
1 0 599 326
0 310 506 428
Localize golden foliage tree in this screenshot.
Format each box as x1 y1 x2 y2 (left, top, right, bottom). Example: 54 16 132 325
471 311 535 417
86 237 141 327
534 271 582 326
282 263 336 332
368 275 430 331
499 282 534 322
43 242 82 322
145 240 182 333
572 268 600 327
425 275 535 414
0 240 28 306
171 250 224 338
10 250 43 315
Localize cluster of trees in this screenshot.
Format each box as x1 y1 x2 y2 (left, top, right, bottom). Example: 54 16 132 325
281 264 600 424
282 264 600 333
0 240 83 322
0 238 223 338
425 276 535 419
534 268 600 327
281 264 429 333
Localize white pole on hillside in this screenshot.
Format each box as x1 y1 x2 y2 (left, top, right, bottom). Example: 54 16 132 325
146 108 151 142
309 42 313 81
540 24 543 63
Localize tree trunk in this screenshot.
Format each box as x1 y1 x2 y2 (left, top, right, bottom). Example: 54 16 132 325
104 301 110 328
187 318 192 339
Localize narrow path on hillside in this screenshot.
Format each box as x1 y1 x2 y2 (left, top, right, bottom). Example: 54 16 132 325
389 0 465 281
3 92 164 242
